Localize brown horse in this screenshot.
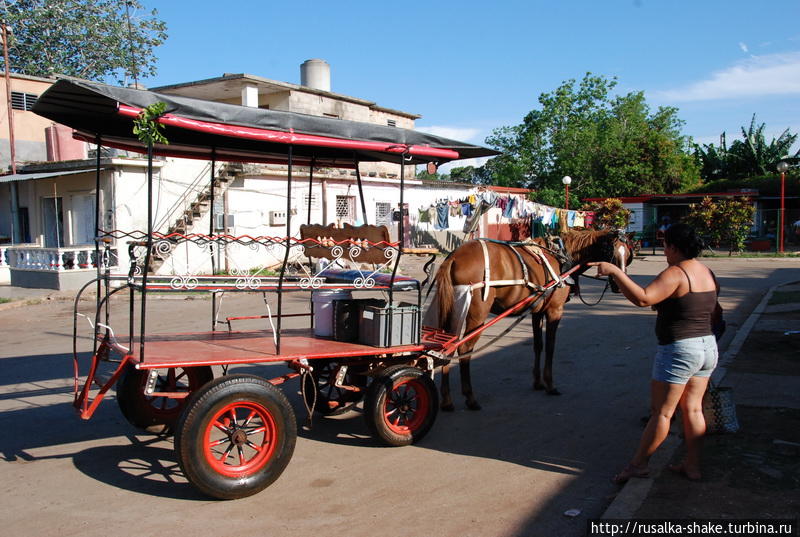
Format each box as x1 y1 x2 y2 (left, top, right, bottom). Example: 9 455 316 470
434 229 633 410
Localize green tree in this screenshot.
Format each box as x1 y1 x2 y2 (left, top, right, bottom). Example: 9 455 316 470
1 0 167 84
694 115 799 181
483 73 699 197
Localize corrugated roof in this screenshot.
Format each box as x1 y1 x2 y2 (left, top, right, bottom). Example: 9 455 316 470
0 168 102 183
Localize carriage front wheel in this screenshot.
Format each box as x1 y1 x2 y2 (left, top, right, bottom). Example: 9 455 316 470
175 374 296 500
364 365 438 447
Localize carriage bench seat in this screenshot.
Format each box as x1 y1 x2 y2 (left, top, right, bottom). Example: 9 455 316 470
321 269 419 291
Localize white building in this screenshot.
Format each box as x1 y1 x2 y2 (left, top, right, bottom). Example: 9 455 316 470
1 61 508 289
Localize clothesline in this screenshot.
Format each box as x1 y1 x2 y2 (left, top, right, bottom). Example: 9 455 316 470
416 191 596 234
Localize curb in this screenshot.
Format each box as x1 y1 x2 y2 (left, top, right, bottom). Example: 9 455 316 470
600 279 795 520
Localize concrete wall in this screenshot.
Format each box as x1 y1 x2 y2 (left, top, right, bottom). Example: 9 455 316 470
0 73 68 170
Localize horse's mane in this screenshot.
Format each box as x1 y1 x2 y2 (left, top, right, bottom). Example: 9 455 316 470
561 229 611 264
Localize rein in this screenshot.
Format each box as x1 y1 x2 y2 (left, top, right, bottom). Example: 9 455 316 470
575 273 612 306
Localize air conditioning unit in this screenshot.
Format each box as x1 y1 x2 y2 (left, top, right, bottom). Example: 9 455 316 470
214 213 235 230
269 211 287 226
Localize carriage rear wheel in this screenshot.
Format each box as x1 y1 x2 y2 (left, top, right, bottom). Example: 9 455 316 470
303 359 367 415
364 365 438 447
175 374 296 500
116 365 213 434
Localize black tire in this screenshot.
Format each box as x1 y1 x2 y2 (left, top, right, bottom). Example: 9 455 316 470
175 374 297 500
303 359 366 416
116 365 213 434
364 365 438 447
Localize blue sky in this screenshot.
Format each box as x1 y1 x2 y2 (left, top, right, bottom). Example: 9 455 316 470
142 0 800 167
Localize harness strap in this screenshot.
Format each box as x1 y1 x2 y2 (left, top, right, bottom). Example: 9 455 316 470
507 244 530 283
479 239 491 301
473 240 564 297
522 244 564 288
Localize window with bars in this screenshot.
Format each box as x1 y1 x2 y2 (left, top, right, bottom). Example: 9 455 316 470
11 92 38 111
335 195 355 222
375 201 392 226
387 119 397 127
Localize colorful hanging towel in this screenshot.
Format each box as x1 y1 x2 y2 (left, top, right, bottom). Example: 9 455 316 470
574 211 585 228
567 210 576 228
584 211 595 227
418 207 431 223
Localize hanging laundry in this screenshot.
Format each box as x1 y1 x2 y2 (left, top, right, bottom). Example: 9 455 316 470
584 211 595 227
574 211 585 228
567 210 576 228
450 203 460 217
531 218 547 239
480 191 497 205
502 197 516 218
427 205 437 224
418 207 431 223
434 202 450 230
461 202 472 217
557 209 569 233
542 205 555 225
463 200 491 234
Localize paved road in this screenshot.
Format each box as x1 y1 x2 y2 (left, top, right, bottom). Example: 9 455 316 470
0 256 797 537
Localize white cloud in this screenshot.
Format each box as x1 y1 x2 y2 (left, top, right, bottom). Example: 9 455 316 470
653 51 800 102
739 42 749 53
415 125 481 142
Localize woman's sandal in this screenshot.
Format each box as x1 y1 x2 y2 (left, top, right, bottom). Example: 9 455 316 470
612 464 650 485
668 462 701 481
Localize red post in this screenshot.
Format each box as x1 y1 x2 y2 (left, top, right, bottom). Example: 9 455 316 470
780 171 785 253
565 183 570 211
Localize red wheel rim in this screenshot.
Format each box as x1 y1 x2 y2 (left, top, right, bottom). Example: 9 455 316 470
203 401 279 477
383 378 430 435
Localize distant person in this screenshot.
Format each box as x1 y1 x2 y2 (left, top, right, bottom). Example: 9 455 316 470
659 216 671 233
589 223 718 483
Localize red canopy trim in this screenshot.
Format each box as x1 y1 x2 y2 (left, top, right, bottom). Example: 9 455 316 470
117 104 459 160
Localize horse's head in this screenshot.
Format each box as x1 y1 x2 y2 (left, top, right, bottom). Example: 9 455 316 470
604 229 634 293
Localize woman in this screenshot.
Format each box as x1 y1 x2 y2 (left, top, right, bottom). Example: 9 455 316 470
589 223 718 483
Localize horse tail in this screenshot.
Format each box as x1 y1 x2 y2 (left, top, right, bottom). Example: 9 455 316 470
435 255 455 330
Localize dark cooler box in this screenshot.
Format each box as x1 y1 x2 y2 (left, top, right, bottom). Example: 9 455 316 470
358 302 420 347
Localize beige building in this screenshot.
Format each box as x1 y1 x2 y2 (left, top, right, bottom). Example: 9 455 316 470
0 71 86 169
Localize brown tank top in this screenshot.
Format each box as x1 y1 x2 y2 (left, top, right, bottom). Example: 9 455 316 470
655 266 717 345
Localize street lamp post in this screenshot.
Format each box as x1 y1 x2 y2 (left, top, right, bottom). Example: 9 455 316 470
777 161 789 253
562 176 572 211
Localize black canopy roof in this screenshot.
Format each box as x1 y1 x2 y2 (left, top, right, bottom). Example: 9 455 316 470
33 79 499 166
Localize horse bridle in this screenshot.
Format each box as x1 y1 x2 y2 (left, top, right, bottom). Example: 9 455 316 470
577 229 632 304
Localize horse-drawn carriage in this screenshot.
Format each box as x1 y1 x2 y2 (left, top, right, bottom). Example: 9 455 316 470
33 79 631 499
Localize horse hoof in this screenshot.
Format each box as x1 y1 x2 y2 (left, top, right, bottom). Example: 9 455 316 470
466 401 482 411
546 388 562 396
441 402 455 412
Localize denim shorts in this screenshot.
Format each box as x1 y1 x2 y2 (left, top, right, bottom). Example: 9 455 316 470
652 335 718 384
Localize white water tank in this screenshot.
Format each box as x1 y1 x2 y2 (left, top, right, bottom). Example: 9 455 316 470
300 59 331 92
